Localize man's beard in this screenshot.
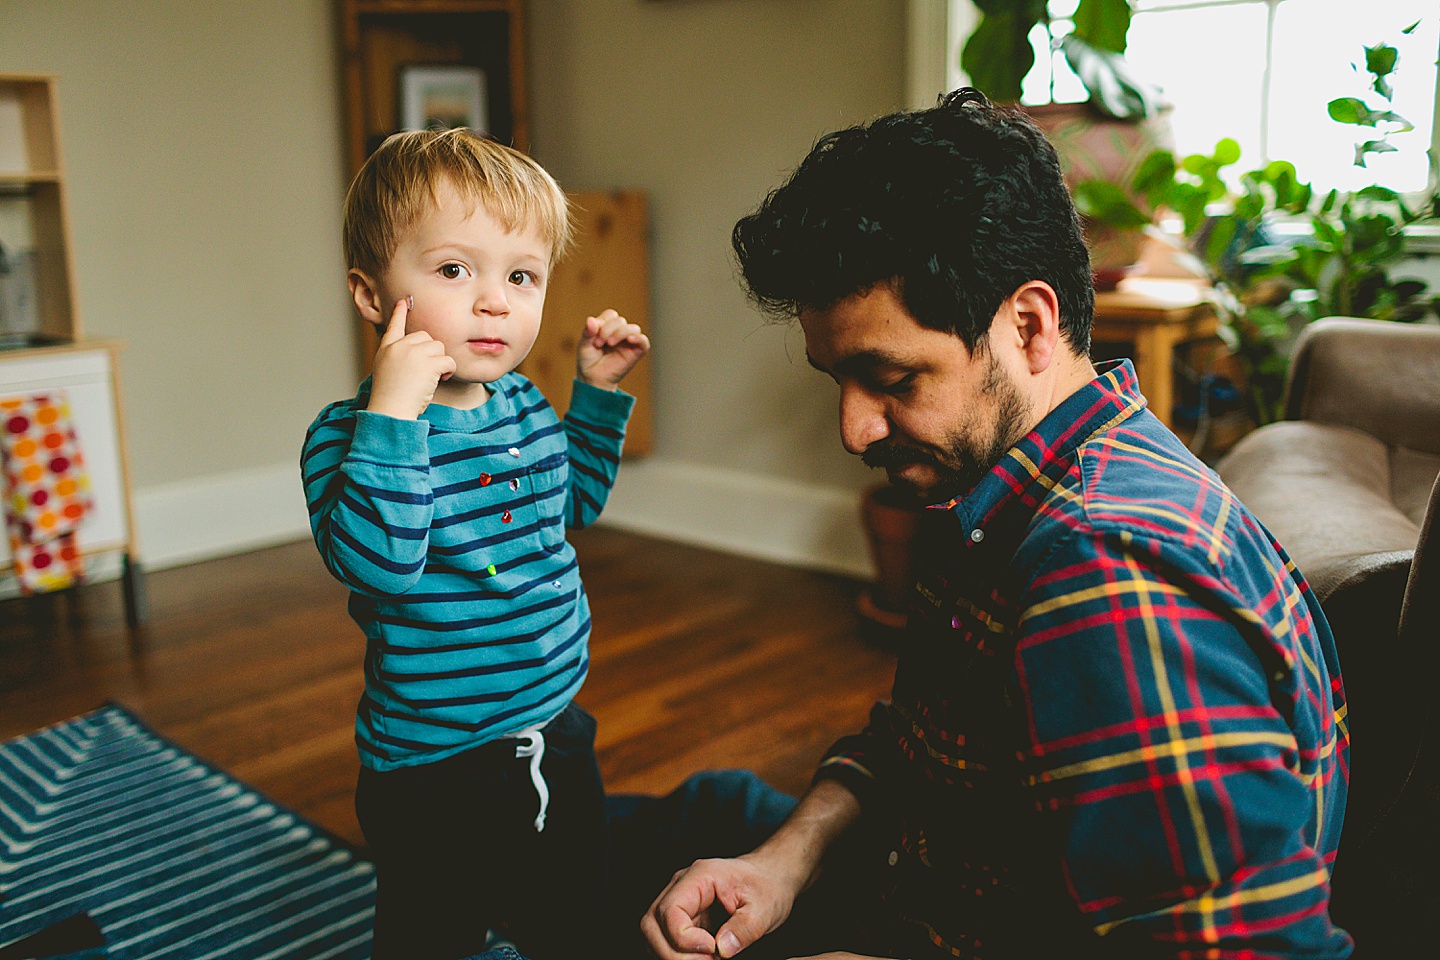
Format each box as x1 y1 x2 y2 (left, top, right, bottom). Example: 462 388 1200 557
861 353 1031 504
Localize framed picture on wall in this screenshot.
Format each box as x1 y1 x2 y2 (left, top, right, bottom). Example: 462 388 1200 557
398 64 489 133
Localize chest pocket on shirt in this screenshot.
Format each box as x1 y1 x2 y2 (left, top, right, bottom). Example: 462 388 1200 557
526 452 569 552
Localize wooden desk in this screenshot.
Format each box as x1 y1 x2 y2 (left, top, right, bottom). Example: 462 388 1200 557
1092 278 1222 429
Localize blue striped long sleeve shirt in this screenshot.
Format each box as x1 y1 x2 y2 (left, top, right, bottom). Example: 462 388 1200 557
301 374 634 771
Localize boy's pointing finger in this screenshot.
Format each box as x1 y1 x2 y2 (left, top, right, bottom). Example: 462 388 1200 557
380 296 411 345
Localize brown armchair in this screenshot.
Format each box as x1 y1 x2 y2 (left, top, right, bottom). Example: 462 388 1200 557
1217 317 1440 955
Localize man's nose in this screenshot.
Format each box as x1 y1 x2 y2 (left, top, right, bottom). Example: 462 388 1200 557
839 385 889 455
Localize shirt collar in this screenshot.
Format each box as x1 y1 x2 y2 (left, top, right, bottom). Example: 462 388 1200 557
353 374 514 431
936 359 1146 535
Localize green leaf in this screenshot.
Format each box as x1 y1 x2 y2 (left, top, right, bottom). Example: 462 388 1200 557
1289 183 1313 214
1072 178 1151 229
961 10 1037 103
1354 185 1399 202
1328 97 1372 125
1312 218 1342 249
1214 138 1242 166
1365 43 1398 79
1132 150 1176 201
1173 188 1209 238
1071 0 1132 55
1060 34 1164 119
1355 140 1399 167
1204 216 1238 266
1320 189 1339 216
1329 97 1415 130
1373 75 1394 101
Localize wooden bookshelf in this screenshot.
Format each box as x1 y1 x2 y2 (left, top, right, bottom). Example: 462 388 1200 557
0 74 144 624
340 0 528 178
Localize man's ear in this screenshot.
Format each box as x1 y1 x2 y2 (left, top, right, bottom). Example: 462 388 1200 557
348 269 386 326
1007 281 1063 375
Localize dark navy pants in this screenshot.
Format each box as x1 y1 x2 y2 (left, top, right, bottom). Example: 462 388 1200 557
357 704 609 960
361 713 876 960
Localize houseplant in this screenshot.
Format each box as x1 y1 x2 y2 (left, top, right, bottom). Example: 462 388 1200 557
1076 31 1439 423
961 0 1171 285
962 0 1159 116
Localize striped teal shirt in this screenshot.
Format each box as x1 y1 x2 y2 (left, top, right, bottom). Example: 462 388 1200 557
302 374 634 771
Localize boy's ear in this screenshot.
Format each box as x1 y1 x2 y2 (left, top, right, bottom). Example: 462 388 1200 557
348 269 386 326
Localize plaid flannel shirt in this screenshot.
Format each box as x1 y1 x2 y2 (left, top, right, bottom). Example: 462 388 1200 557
817 360 1352 959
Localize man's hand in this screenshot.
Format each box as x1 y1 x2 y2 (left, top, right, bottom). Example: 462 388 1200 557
366 297 456 419
641 851 804 960
576 308 650 391
643 779 863 959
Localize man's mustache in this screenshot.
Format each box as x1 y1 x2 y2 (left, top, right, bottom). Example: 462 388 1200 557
861 442 940 471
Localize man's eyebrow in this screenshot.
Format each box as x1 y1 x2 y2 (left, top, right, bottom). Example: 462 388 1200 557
806 350 912 375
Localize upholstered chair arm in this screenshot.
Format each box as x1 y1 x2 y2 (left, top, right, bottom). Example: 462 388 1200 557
1282 317 1440 455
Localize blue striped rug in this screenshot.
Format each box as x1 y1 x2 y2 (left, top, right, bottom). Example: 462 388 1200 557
0 704 375 959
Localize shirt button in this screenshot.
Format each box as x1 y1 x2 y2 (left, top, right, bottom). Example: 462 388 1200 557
888 850 899 866
969 528 985 543
509 478 520 491
553 580 562 589
508 447 521 457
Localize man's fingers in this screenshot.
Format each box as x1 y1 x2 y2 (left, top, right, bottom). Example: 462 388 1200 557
714 908 766 959
640 913 712 960
380 297 410 345
662 903 717 954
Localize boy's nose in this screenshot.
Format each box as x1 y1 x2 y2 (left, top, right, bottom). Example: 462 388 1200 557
473 281 510 316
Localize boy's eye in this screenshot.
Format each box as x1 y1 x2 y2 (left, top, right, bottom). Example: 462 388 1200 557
439 263 470 280
509 270 537 287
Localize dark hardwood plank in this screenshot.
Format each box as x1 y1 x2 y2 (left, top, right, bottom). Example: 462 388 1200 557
0 527 896 847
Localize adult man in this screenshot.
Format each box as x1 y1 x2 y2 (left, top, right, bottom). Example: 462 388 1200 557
641 90 1352 959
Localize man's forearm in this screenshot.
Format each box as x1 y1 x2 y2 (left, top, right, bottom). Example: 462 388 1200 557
747 777 862 896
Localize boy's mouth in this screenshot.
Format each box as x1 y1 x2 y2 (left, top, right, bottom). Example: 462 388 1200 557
467 338 507 353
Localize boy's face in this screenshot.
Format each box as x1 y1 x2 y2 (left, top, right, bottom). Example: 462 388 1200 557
372 180 551 397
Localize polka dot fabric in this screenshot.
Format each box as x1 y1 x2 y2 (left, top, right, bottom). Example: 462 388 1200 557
0 391 92 593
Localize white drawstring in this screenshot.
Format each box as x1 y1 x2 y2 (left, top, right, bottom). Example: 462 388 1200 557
512 727 549 832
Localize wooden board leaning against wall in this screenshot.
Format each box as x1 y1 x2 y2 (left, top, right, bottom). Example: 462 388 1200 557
353 190 653 458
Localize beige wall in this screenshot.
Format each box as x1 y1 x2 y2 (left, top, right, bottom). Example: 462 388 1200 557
0 0 355 491
0 0 905 568
529 0 905 490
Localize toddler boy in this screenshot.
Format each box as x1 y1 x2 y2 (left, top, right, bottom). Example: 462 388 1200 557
301 128 648 960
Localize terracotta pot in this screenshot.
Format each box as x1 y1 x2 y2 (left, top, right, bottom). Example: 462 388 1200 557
1022 102 1174 284
859 483 921 628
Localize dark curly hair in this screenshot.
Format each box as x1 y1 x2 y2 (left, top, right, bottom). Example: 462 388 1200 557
732 88 1093 355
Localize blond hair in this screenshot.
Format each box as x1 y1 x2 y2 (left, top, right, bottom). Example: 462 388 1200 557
342 128 573 277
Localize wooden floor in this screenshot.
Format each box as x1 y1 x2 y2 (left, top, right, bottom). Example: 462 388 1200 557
0 527 896 848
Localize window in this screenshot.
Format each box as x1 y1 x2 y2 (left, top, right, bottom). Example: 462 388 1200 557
945 0 1440 195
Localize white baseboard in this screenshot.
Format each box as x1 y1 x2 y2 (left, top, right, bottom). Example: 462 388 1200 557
599 458 874 581
134 461 312 571
124 457 873 582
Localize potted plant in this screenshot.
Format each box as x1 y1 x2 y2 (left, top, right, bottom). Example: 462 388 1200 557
961 0 1171 286
1076 31 1439 424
